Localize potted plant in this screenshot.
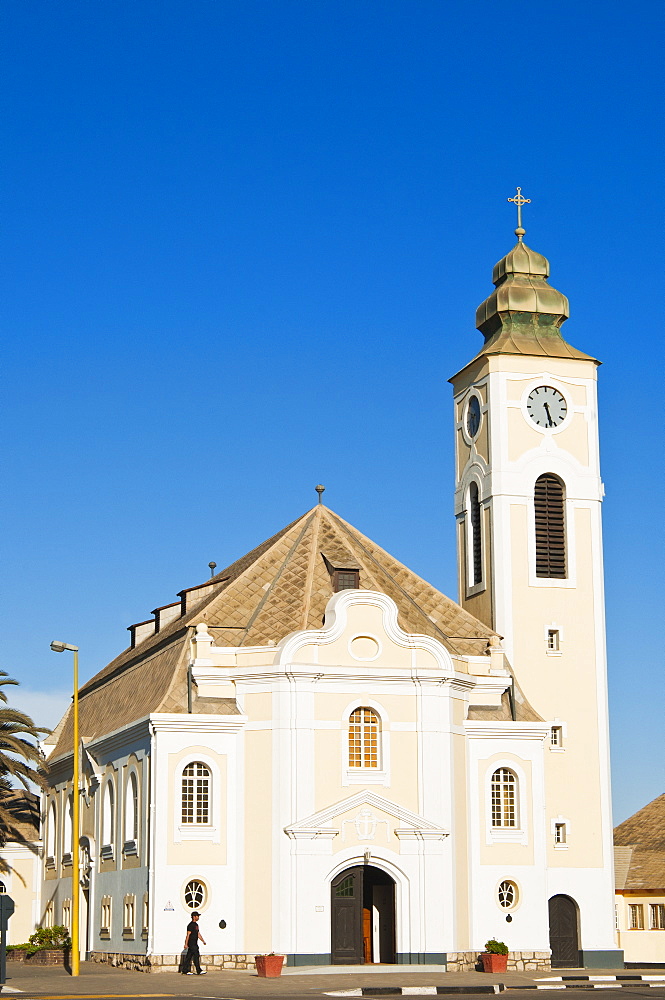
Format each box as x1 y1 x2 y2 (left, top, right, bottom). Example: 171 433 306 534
480 938 509 973
255 952 285 977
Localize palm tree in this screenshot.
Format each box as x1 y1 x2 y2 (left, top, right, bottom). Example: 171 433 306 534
0 671 50 876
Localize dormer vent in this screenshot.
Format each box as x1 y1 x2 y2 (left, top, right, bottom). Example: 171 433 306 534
127 619 156 649
152 601 181 633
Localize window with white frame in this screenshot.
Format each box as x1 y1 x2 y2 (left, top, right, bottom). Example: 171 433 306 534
184 878 207 911
142 893 149 935
491 768 517 827
497 879 518 909
0 882 6 893
181 762 211 825
44 901 54 928
550 726 563 748
547 629 560 651
125 772 139 846
62 898 71 932
63 794 73 859
629 904 644 929
100 896 112 936
650 904 665 930
123 894 135 937
46 801 57 863
102 779 115 854
349 707 380 768
554 822 567 845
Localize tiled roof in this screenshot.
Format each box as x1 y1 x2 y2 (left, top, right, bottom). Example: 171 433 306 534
48 504 530 759
1 790 40 843
614 793 665 890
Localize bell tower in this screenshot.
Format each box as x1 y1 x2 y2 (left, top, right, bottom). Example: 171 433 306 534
449 194 619 965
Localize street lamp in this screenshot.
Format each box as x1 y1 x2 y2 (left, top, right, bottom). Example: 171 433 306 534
50 641 80 977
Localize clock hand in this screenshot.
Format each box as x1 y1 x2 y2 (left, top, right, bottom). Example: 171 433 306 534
543 402 553 426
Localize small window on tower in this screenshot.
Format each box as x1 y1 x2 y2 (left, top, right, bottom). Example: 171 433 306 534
547 629 560 651
554 822 567 845
550 726 563 748
333 569 359 592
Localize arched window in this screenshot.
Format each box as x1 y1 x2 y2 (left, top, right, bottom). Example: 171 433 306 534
47 801 57 859
491 768 518 828
0 881 6 893
63 795 73 856
181 762 211 825
349 708 380 768
184 878 207 910
102 779 115 848
535 474 566 578
125 773 138 843
469 482 482 586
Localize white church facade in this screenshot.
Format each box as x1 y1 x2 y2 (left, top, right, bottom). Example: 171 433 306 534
41 217 623 972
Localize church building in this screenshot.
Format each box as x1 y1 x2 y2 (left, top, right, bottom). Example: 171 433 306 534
41 204 622 972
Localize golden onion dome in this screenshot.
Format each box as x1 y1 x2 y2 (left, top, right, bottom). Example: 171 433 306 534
475 240 570 336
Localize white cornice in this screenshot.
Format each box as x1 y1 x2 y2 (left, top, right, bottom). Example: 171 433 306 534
464 721 550 740
149 712 248 734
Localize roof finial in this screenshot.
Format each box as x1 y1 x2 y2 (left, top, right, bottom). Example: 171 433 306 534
315 484 325 504
208 561 217 578
507 186 531 241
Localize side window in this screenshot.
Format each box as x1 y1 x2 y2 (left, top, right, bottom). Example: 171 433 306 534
348 707 380 768
181 762 211 825
47 801 57 862
491 767 518 828
534 474 566 578
125 772 139 844
469 481 483 586
102 779 115 849
63 794 73 856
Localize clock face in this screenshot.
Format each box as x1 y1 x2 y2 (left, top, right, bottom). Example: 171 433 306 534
526 386 567 428
466 395 481 437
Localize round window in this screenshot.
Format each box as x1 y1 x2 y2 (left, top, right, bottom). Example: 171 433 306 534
183 878 207 911
497 879 518 909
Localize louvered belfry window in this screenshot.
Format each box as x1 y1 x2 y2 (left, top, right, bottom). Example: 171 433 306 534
469 482 482 586
534 474 566 578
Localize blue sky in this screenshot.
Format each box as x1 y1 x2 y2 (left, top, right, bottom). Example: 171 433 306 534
1 0 662 823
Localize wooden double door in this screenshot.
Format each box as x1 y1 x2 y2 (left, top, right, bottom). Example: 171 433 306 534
548 895 580 968
331 865 396 964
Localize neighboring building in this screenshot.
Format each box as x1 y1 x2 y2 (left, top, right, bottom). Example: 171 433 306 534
615 795 665 965
0 791 41 945
41 214 623 971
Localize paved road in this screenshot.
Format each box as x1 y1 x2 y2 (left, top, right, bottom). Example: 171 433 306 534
1 990 665 1000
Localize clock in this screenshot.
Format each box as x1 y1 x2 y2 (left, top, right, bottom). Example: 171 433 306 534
526 386 567 428
466 395 481 437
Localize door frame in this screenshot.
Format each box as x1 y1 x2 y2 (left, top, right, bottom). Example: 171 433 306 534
329 859 399 965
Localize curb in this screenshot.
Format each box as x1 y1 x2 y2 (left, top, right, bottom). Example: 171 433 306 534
509 986 665 991
537 979 665 984
326 989 506 996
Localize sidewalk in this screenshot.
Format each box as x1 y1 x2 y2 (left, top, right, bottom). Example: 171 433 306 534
2 962 664 996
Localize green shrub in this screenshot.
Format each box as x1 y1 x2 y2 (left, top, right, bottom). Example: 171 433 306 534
484 938 508 955
26 925 71 955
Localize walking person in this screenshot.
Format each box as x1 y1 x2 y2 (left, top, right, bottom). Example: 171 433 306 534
182 910 207 975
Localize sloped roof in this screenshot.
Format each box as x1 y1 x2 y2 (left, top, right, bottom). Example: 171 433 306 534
614 793 665 891
48 504 506 760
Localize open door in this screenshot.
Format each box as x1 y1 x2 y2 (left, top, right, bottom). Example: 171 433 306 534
332 867 364 964
332 865 396 964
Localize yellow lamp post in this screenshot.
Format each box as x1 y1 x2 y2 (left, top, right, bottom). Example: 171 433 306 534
50 641 80 977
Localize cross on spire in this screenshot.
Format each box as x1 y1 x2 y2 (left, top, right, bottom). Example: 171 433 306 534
507 186 531 240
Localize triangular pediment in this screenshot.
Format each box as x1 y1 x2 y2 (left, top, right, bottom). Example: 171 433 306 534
284 789 448 840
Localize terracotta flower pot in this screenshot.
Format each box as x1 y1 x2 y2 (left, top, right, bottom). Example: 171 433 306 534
255 954 285 977
481 952 508 973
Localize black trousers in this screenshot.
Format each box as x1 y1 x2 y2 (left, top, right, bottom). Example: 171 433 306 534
183 946 201 974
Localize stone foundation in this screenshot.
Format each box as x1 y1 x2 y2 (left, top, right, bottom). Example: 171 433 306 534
445 951 551 972
90 951 257 972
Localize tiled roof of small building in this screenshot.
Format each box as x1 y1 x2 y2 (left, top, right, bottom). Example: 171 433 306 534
614 793 665 891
